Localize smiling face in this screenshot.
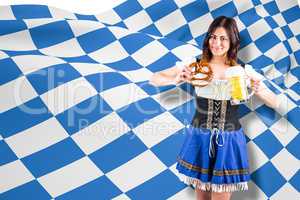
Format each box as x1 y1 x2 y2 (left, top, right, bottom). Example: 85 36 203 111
208 27 230 57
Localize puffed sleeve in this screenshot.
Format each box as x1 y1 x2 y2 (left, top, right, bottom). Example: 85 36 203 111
245 64 263 80
244 64 268 89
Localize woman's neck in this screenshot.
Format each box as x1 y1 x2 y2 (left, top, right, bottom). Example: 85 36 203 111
210 55 227 65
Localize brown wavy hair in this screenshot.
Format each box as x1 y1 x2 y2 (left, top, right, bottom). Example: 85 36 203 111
200 16 240 66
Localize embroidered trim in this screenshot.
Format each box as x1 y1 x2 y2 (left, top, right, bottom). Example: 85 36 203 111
177 173 249 193
177 156 249 176
206 99 227 131
219 100 227 131
212 100 221 129
206 99 214 130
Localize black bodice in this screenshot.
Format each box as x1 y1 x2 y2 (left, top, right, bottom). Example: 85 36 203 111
191 96 241 131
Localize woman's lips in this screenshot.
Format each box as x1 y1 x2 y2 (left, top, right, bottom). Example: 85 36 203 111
212 47 223 51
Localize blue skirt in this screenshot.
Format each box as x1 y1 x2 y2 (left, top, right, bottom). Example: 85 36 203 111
175 125 250 193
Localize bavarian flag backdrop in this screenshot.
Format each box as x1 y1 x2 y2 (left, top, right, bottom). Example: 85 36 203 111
0 0 299 199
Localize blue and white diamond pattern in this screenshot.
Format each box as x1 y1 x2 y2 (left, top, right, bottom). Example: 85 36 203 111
0 1 299 199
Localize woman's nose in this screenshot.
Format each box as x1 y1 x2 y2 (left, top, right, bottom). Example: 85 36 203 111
212 38 221 45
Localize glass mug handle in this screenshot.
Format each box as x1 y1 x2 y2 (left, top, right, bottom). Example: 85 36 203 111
246 77 255 99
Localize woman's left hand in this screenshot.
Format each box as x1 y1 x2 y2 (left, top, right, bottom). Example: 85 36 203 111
250 77 261 93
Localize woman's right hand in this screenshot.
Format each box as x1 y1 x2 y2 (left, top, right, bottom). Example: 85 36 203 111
174 63 194 85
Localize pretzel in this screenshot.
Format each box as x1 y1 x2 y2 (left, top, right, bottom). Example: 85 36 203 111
188 61 213 87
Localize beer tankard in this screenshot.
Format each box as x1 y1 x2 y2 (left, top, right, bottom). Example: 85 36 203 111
225 66 255 105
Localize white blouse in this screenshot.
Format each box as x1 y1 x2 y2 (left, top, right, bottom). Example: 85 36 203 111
193 64 267 100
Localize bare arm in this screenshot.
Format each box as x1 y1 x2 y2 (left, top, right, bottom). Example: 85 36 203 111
149 65 180 87
254 83 281 109
246 64 281 109
149 64 193 87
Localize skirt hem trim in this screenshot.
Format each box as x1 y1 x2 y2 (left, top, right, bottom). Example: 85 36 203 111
177 172 249 193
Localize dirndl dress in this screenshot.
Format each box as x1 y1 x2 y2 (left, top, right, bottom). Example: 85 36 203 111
175 94 251 193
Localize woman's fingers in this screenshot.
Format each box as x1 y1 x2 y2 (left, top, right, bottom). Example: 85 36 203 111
185 65 193 72
182 65 192 74
181 73 190 80
181 67 192 78
176 64 194 83
185 71 193 79
250 78 260 93
180 72 192 82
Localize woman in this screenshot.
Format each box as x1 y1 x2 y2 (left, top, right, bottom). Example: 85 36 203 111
149 16 280 200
